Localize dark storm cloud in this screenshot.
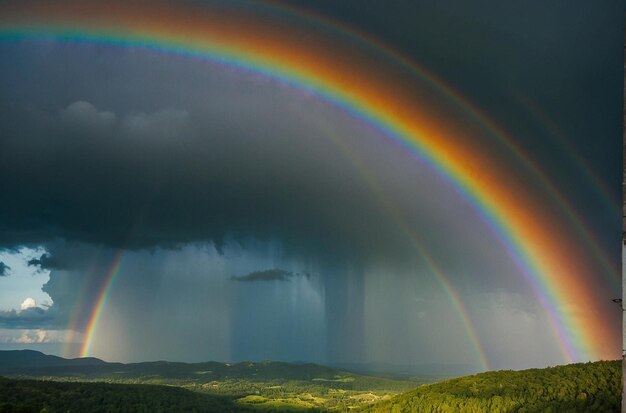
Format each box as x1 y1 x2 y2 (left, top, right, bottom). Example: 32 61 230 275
26 252 68 271
232 269 309 282
0 37 610 298
0 262 9 276
0 96 424 262
0 307 57 329
0 0 619 270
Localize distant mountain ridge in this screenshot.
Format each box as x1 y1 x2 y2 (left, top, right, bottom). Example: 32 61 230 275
0 349 480 380
0 349 349 380
0 349 106 371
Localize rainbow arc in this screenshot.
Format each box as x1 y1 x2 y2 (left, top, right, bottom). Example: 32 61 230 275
0 0 617 365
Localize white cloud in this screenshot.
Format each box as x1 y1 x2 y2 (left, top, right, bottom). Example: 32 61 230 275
0 329 82 344
7 329 63 344
61 101 116 128
15 329 51 343
20 297 37 311
0 246 54 314
60 101 189 140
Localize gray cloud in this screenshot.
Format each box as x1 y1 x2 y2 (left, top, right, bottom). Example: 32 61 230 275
0 307 57 329
0 96 456 263
0 262 9 276
0 36 509 273
232 269 309 282
60 101 116 128
27 254 66 271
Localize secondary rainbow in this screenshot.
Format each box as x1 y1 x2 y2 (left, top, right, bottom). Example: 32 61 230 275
0 0 617 363
317 122 491 370
267 0 620 286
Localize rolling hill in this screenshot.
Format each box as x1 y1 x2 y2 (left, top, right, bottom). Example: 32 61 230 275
0 350 419 411
359 360 621 413
1 351 620 412
0 376 248 413
0 350 106 372
0 350 420 389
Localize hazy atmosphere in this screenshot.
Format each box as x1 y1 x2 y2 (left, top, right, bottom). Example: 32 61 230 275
0 0 621 374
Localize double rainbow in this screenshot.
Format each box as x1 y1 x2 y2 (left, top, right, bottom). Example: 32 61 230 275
0 0 618 365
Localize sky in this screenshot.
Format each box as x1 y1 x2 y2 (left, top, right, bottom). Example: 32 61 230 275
0 0 622 372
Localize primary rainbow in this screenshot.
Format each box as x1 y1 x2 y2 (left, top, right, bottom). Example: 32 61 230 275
0 0 617 363
80 250 125 357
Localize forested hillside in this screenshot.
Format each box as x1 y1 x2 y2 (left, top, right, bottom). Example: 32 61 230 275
0 377 248 413
0 350 420 411
1 353 619 412
360 360 621 413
